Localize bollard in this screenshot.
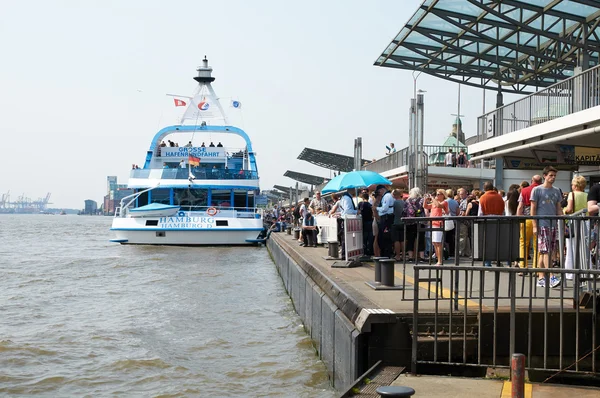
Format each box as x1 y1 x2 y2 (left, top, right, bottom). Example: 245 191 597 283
286 226 292 235
327 239 339 258
511 353 526 398
380 259 396 287
372 257 388 284
376 385 415 397
293 228 300 240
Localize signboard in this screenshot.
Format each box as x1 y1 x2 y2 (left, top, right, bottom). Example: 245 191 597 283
343 215 363 261
161 147 226 162
559 145 600 165
486 112 496 137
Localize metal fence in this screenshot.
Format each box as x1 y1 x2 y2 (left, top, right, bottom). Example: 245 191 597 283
411 266 600 377
477 64 600 140
396 213 600 377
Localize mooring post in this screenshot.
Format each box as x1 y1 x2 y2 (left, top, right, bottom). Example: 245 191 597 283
511 353 525 398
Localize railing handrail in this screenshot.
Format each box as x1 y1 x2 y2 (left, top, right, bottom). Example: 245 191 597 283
479 63 600 120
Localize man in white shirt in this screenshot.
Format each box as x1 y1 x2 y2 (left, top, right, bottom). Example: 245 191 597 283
445 149 455 167
333 189 357 257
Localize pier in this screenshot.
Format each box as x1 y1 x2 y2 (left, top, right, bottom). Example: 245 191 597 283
267 229 600 394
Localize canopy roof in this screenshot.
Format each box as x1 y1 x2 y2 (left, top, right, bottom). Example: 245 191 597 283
297 147 368 172
375 0 600 93
272 185 291 197
283 170 325 186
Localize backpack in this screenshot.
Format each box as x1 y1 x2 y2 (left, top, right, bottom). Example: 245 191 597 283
405 198 424 218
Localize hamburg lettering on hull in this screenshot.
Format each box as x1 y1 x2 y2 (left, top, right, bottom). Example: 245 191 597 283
158 216 216 229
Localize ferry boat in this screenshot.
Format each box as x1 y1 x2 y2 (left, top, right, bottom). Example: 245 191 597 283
110 58 263 245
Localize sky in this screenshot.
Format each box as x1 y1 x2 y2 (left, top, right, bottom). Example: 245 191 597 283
0 0 524 209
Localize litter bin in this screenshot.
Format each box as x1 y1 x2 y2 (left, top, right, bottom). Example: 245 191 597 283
293 228 300 240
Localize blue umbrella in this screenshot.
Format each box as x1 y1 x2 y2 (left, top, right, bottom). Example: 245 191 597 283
321 170 392 194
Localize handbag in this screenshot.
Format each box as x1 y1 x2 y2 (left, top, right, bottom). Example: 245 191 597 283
443 208 455 231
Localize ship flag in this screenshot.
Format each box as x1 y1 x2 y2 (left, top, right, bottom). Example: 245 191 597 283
173 98 187 107
231 100 242 109
188 155 201 167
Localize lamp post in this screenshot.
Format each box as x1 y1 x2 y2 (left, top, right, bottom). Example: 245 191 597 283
410 70 424 190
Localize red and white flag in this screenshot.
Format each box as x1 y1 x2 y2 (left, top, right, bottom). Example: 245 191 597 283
173 98 187 107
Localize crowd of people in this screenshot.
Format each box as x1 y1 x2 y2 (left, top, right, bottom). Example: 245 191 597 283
265 166 600 289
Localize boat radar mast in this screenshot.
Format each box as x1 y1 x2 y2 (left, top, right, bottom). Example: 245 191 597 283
194 56 215 83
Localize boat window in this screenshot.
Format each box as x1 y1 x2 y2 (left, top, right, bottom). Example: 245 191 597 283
247 191 255 208
145 220 159 226
216 220 228 226
174 188 207 210
150 188 171 205
211 189 231 208
233 189 248 208
137 190 149 207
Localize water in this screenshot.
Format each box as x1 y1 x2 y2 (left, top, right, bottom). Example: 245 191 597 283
0 215 334 397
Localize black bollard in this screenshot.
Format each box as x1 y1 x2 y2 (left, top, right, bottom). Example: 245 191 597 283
286 226 292 235
293 228 300 240
376 385 415 397
372 257 389 284
327 240 339 258
380 259 396 287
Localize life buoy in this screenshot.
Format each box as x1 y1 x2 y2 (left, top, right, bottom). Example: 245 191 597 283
206 207 218 216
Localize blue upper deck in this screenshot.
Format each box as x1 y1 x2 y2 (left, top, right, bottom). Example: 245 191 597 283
129 124 259 183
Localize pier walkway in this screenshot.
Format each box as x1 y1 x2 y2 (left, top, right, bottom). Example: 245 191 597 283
268 231 600 395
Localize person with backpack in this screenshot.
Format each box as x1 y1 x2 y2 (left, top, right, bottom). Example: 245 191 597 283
404 187 426 262
358 192 374 256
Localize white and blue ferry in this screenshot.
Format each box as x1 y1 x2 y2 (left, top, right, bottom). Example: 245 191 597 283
110 58 263 245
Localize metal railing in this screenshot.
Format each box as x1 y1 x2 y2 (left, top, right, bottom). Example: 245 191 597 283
361 147 409 173
390 213 600 377
130 168 259 180
362 145 495 173
478 64 600 140
117 205 262 219
411 266 600 377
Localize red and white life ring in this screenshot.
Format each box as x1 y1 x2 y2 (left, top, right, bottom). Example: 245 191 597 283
206 207 218 216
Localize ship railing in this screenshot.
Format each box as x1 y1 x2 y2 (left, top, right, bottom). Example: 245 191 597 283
130 168 259 180
171 205 262 219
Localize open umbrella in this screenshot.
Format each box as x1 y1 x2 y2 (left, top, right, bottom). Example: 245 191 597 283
321 170 391 194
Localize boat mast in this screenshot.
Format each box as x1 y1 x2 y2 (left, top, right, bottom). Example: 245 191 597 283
194 56 228 125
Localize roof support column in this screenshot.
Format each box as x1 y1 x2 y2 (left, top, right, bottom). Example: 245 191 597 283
495 156 504 192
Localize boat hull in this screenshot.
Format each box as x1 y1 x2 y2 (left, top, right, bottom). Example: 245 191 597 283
110 216 263 245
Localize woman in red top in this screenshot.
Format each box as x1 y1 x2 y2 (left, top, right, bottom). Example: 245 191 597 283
424 189 449 265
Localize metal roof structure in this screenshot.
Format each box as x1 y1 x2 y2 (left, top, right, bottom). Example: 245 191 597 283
375 0 600 93
273 185 292 197
297 147 368 172
283 170 325 186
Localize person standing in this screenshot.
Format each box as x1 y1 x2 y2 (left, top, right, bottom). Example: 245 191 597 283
457 188 471 257
517 175 542 269
329 189 357 258
376 185 395 258
563 176 588 279
404 187 426 261
531 166 563 288
478 181 506 266
358 192 374 256
423 190 449 265
391 189 406 261
310 191 328 214
445 189 459 258
445 149 455 167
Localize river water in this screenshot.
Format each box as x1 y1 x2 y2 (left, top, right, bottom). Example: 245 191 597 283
0 215 334 397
